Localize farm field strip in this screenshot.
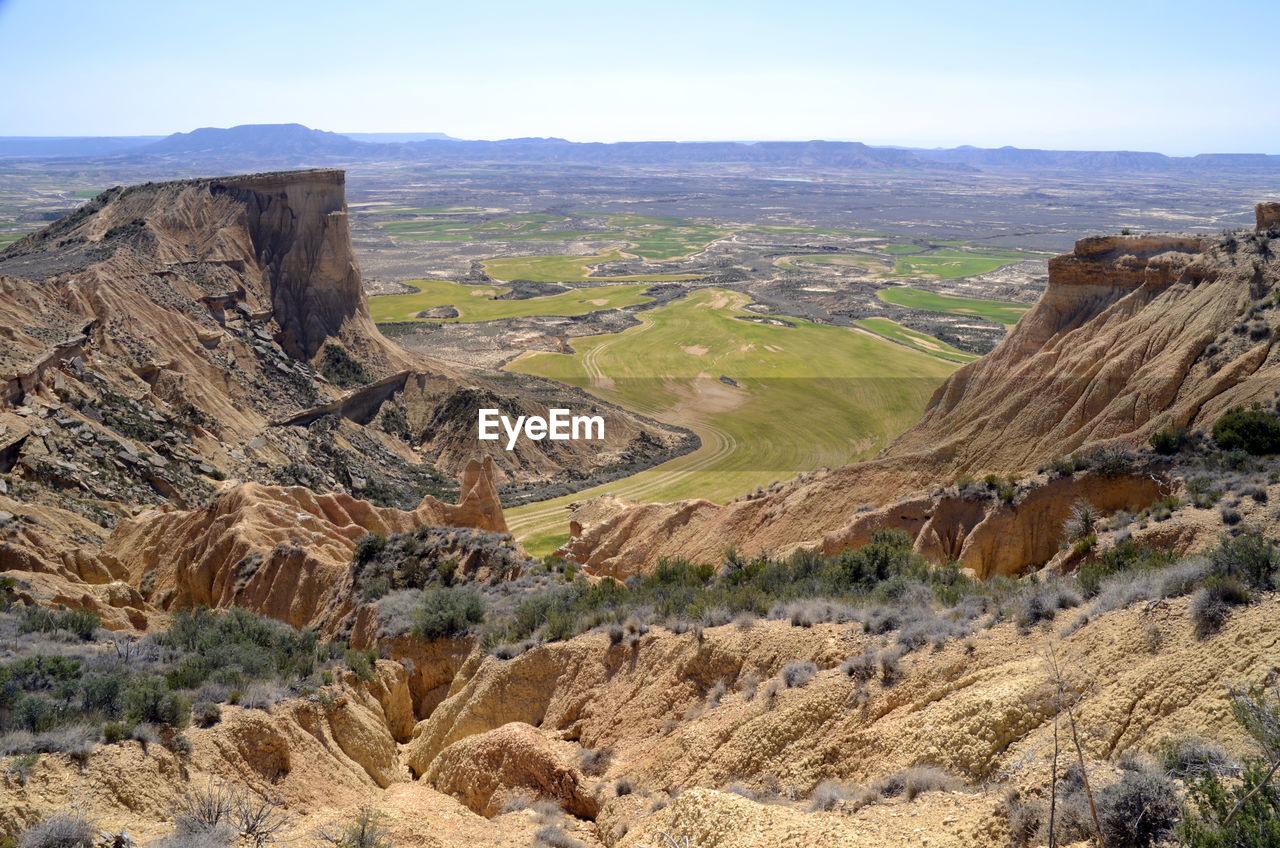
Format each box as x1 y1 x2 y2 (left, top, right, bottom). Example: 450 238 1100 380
854 318 980 363
876 287 1031 325
368 279 654 323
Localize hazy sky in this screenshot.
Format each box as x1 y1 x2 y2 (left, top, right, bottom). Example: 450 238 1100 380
1 0 1276 154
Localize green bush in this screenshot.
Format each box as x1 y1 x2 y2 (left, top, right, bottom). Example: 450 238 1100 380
1209 530 1280 590
1212 405 1280 455
411 587 486 640
124 678 190 729
1179 682 1280 846
353 533 387 565
318 343 370 388
1150 425 1190 455
18 606 100 641
102 721 130 744
344 649 378 682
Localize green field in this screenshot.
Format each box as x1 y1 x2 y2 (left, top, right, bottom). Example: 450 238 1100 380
594 214 730 261
505 288 960 554
777 253 888 272
368 279 654 323
887 247 1030 278
481 248 702 283
882 243 925 255
854 318 979 364
877 286 1030 325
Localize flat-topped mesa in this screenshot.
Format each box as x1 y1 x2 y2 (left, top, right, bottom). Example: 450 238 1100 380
1259 201 1280 231
210 169 372 359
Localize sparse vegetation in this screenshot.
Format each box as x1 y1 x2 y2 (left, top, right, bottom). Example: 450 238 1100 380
317 343 370 388
0 605 346 756
16 801 98 848
1178 679 1280 847
781 661 818 688
316 807 394 848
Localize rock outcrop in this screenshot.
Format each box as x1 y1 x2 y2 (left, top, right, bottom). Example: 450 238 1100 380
559 220 1280 573
95 457 506 631
1258 201 1280 231
424 722 598 818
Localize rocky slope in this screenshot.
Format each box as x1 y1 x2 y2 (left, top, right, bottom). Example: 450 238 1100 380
4 595 1276 848
560 207 1280 575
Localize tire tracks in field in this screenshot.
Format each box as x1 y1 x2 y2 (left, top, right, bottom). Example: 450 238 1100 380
506 315 742 538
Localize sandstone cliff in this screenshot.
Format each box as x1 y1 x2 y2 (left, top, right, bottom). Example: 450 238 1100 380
559 215 1280 574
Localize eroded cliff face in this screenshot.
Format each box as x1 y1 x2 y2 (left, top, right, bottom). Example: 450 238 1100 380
213 170 377 360
558 220 1280 574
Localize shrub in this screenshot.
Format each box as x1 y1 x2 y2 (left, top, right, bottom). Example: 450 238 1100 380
1212 405 1280 454
1150 425 1190 455
809 778 849 811
317 806 393 848
1077 539 1176 598
411 587 485 640
1157 737 1236 780
840 649 878 682
1096 765 1180 848
168 782 291 848
533 825 584 848
353 533 387 565
1063 500 1098 542
782 661 817 688
5 752 39 786
873 766 958 800
577 747 612 777
1016 583 1080 631
124 678 190 729
1005 791 1042 848
18 606 100 641
102 721 129 744
192 701 222 728
1189 576 1250 637
318 343 370 389
16 803 97 848
1178 682 1280 847
1209 529 1279 590
344 649 378 683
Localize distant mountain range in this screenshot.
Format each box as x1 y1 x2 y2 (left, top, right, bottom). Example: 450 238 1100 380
3 123 1279 175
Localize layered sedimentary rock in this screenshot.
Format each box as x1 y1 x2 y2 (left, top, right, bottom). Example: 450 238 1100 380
102 457 506 631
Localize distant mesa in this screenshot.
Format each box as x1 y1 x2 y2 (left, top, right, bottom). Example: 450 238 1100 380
3 123 1280 175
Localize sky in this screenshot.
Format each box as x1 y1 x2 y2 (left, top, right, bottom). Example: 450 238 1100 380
0 0 1276 155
